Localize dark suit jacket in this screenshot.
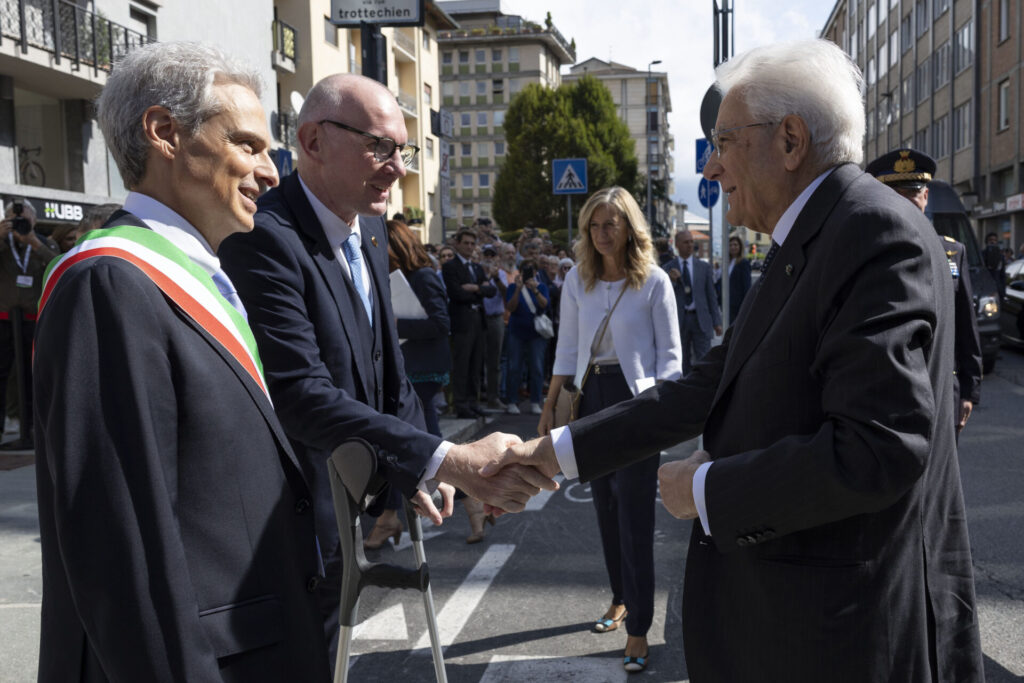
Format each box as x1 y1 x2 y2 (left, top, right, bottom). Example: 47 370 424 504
664 255 721 335
219 173 439 554
33 213 328 682
945 237 982 406
567 165 983 682
716 257 752 322
397 266 451 377
442 256 495 333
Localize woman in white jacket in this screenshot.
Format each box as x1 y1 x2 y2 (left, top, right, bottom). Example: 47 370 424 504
538 186 681 673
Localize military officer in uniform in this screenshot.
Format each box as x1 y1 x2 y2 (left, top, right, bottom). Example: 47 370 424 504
866 148 982 438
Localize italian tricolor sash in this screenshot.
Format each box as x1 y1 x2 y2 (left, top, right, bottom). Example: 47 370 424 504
39 225 271 402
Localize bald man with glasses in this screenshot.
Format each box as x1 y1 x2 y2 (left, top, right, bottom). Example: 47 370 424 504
219 74 554 666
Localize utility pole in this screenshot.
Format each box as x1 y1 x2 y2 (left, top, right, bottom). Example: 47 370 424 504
646 59 662 229
712 0 734 326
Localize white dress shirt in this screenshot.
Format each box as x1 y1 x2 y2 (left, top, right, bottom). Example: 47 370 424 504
122 192 231 283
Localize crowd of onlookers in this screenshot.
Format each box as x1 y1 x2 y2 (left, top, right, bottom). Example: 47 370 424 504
394 216 574 421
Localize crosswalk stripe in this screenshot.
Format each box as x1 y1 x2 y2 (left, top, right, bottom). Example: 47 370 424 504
412 543 515 652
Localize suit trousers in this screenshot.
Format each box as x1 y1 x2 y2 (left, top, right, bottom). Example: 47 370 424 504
0 318 34 433
451 317 485 411
679 310 711 375
579 365 658 637
484 313 505 403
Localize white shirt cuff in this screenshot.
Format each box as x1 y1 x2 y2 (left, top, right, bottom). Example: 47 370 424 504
550 425 579 480
418 440 454 492
693 460 713 536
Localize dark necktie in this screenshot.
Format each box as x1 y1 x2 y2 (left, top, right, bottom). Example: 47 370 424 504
682 258 693 307
761 241 780 275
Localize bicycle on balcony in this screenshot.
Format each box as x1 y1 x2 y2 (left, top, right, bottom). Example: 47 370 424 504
19 146 45 187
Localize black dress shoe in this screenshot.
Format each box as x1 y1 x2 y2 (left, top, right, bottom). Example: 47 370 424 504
455 410 477 419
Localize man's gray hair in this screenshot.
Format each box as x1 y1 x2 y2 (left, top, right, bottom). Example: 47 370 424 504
716 39 865 168
96 41 263 189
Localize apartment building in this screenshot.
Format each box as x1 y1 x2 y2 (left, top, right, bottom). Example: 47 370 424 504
436 0 574 230
822 0 1024 248
564 58 674 234
273 0 457 243
0 0 274 233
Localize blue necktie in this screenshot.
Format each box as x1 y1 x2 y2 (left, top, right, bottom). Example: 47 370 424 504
211 270 247 320
681 258 693 307
342 233 373 326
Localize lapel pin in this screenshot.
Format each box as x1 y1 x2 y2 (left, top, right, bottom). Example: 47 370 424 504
370 235 378 247
785 264 793 276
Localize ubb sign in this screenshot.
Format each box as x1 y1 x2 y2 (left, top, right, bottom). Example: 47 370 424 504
44 201 84 222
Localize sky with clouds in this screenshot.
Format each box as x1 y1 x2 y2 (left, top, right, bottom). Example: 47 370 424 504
504 0 836 217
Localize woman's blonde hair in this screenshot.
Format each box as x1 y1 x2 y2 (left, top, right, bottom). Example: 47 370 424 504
573 186 655 291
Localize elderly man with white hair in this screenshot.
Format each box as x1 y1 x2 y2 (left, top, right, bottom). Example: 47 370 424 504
487 39 984 681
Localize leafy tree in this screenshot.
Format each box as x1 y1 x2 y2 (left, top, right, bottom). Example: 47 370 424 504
493 75 640 234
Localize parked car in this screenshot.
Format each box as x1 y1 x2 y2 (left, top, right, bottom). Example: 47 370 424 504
1001 259 1024 347
925 181 1002 373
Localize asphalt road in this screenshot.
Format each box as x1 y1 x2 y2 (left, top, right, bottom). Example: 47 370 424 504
2 348 1023 682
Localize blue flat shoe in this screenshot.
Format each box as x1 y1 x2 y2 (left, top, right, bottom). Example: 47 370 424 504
592 609 627 633
623 651 649 673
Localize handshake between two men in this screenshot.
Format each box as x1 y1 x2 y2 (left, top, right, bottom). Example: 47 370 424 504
430 432 712 521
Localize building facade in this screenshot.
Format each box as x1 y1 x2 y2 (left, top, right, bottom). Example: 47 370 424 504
564 58 674 235
436 0 574 231
273 0 456 244
822 0 1024 249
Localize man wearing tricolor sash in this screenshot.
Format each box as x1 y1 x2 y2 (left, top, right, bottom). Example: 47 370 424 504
33 42 331 682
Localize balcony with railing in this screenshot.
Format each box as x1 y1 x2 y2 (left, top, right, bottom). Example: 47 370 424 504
392 28 415 61
0 0 151 74
272 18 296 73
396 88 418 118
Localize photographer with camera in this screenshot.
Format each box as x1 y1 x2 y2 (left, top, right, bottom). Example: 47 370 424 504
0 199 57 449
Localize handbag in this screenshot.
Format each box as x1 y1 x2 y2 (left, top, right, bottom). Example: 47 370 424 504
520 286 555 339
552 282 628 428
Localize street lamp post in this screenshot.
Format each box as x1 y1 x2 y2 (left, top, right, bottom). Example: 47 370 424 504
646 59 662 229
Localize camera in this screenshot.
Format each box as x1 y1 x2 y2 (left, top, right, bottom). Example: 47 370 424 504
11 201 31 235
521 265 535 280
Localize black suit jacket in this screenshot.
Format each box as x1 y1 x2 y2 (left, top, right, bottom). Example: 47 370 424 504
219 173 439 554
567 165 983 682
397 267 451 377
442 256 495 333
717 257 752 321
34 213 328 682
945 237 982 406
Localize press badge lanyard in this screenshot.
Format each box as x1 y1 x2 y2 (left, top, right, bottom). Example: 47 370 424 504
9 234 32 288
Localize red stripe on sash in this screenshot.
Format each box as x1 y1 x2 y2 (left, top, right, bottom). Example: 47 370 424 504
39 247 268 396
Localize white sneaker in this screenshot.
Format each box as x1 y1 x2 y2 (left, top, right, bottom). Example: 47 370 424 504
529 402 542 415
506 403 521 415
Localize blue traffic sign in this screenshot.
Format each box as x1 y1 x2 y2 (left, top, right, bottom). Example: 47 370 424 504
696 139 714 174
552 158 588 195
698 178 720 209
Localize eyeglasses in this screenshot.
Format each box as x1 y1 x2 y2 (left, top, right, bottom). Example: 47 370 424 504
319 119 420 166
709 121 776 156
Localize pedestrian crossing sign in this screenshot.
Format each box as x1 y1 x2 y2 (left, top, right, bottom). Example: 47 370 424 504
552 158 588 195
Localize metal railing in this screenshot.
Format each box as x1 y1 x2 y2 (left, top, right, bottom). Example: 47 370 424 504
273 18 296 63
0 0 150 73
392 28 414 56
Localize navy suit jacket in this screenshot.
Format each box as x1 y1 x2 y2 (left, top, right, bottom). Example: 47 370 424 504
219 173 439 554
664 255 721 335
717 258 752 322
569 165 983 682
34 212 328 682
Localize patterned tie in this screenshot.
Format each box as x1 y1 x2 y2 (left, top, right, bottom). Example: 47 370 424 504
681 258 693 307
342 232 373 326
211 270 247 320
761 241 780 275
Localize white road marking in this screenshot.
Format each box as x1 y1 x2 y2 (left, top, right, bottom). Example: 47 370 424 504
412 544 515 652
353 603 408 641
524 474 565 511
393 528 445 552
479 654 652 682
